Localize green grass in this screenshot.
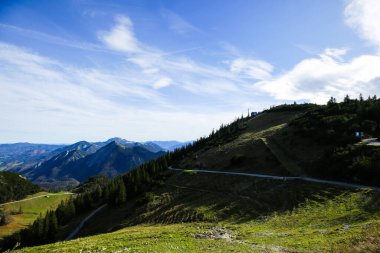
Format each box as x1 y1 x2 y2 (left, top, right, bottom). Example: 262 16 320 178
14 189 380 252
0 192 72 238
15 223 257 253
236 189 380 252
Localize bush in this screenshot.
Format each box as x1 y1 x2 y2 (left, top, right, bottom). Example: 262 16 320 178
0 211 11 225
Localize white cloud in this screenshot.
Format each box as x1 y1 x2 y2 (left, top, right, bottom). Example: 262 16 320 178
0 42 165 115
153 77 172 89
128 54 160 68
0 41 259 143
230 58 273 80
256 49 380 103
99 15 251 96
345 0 380 50
254 1 380 103
160 8 201 35
98 15 141 53
321 48 348 61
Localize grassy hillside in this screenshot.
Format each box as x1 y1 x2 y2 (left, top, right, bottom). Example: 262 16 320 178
0 192 72 238
6 99 380 252
177 99 380 186
15 189 380 252
177 110 302 176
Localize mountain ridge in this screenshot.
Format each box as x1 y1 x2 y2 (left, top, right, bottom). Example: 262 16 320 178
16 140 166 190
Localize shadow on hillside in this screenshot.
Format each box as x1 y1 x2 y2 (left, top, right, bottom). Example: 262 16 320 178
121 171 356 225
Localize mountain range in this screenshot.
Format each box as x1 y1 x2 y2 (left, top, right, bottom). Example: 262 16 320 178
0 143 65 171
1 138 187 190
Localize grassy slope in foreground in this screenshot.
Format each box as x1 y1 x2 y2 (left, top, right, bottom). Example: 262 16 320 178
15 189 380 253
0 192 72 238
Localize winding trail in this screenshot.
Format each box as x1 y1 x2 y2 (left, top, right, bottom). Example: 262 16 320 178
65 204 107 241
0 192 75 207
169 167 380 191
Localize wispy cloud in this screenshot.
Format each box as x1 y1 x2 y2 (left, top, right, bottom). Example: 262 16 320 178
160 8 201 35
0 42 165 113
0 24 261 143
321 48 348 61
230 58 273 80
0 23 103 52
0 41 245 142
97 15 256 96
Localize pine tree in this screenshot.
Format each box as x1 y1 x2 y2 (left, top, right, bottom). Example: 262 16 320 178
116 179 127 205
43 211 51 240
94 185 102 200
103 184 110 201
48 212 58 241
328 96 336 105
37 214 44 239
56 201 66 225
344 94 350 103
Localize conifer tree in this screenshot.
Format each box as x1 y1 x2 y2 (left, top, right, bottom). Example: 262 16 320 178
48 211 58 241
116 179 127 205
43 211 51 240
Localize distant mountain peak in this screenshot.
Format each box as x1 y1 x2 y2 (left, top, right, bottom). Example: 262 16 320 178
103 140 125 150
105 137 132 144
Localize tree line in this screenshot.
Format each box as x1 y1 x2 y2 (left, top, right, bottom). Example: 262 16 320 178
290 95 380 186
292 94 380 145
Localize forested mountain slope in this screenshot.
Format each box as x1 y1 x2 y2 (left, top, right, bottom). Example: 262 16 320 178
0 172 41 204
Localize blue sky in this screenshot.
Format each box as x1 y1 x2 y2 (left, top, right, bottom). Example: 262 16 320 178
1 0 380 143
